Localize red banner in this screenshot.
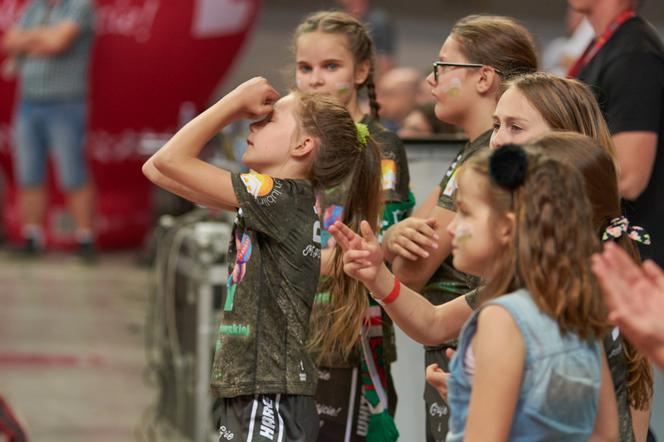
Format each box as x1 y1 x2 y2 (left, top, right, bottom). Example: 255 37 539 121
0 0 261 248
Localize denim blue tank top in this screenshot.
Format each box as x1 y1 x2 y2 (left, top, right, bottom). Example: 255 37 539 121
446 289 602 442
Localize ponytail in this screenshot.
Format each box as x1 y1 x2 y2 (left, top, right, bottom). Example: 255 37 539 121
294 91 382 363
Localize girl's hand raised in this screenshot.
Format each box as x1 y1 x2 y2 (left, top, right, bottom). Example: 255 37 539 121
329 220 384 288
229 77 280 120
384 217 439 261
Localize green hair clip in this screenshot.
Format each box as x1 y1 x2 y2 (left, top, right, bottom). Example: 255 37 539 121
355 122 369 150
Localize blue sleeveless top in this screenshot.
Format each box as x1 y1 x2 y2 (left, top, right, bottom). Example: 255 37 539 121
446 289 602 442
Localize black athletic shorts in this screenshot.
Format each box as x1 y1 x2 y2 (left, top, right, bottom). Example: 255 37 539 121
216 394 318 442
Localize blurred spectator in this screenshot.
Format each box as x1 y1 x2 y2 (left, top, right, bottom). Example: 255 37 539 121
377 67 420 132
335 0 395 77
541 8 594 76
570 0 664 268
398 103 459 138
1 0 96 262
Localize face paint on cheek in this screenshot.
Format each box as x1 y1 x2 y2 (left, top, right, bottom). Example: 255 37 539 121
443 77 462 97
455 223 473 245
336 81 352 96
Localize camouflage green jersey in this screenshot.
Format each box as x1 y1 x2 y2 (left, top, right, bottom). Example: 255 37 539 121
316 115 413 366
362 115 411 206
211 173 321 398
421 130 492 309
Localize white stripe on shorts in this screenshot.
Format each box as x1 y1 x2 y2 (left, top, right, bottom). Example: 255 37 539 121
276 394 284 442
246 395 259 442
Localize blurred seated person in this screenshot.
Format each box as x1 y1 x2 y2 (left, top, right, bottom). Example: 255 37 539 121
398 103 459 138
377 67 420 132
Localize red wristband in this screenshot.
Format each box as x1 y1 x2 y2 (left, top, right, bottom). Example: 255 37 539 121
380 276 401 304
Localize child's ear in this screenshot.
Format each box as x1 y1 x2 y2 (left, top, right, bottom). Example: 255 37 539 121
354 59 371 86
475 66 500 96
292 134 316 158
498 212 516 246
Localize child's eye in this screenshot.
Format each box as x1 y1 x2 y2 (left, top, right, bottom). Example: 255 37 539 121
326 63 339 71
510 124 523 132
492 122 501 131
298 64 312 73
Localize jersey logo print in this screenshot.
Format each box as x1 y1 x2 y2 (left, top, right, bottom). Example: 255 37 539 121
225 230 252 311
381 159 397 191
241 173 274 197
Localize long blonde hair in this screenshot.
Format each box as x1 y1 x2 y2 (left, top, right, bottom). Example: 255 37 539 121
294 91 383 364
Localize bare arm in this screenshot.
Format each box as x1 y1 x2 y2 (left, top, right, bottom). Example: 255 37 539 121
145 77 279 210
630 407 650 442
391 205 454 291
2 21 81 56
613 132 657 200
330 220 473 346
589 347 619 442
381 185 441 263
464 305 524 442
413 186 441 218
142 158 235 211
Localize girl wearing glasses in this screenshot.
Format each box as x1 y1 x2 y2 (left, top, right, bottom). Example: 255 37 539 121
381 15 537 441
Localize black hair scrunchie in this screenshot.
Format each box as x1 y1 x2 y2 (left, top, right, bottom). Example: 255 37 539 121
488 144 528 190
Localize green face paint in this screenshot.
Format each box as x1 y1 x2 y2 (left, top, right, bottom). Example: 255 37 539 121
336 82 352 95
455 223 472 245
444 77 462 97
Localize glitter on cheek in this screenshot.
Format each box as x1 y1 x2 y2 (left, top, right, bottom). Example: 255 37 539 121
443 77 462 97
455 223 473 245
336 82 352 95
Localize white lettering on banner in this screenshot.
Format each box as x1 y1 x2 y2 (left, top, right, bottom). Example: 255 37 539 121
192 0 252 38
0 0 22 30
96 0 160 43
259 396 276 440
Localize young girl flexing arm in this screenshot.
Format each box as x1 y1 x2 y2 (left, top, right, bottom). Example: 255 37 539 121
143 77 381 441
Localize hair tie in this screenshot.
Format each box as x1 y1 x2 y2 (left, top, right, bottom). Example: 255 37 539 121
355 122 369 150
602 216 651 245
488 144 528 190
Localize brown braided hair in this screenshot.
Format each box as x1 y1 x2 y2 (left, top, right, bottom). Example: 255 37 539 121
465 147 609 340
529 132 652 410
292 10 380 119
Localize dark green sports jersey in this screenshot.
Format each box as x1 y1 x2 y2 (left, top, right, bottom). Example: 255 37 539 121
421 130 492 308
362 115 410 204
211 173 321 398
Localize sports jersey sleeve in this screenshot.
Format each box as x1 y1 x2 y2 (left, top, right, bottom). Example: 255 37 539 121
232 172 310 242
437 158 460 211
375 130 410 203
602 51 664 134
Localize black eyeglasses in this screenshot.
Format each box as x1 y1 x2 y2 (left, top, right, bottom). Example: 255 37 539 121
432 61 503 83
